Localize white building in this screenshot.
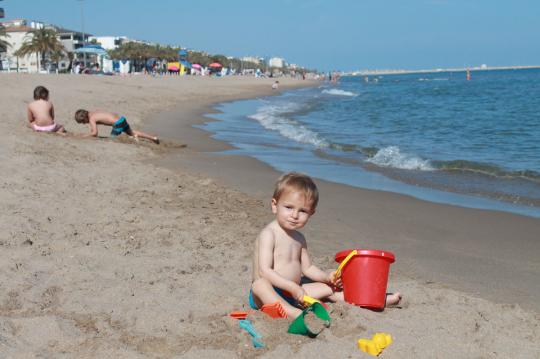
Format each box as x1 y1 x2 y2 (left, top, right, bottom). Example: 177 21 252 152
1 19 89 72
56 27 87 53
241 56 261 65
88 36 127 50
1 21 40 72
268 57 285 68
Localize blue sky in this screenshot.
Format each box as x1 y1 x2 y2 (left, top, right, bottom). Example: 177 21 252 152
2 0 539 71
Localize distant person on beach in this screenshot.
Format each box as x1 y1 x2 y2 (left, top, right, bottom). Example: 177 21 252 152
249 172 402 319
27 86 66 134
272 80 279 90
74 109 159 144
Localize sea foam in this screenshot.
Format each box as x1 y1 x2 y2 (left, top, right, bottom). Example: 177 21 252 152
367 146 434 171
322 89 358 97
248 103 329 148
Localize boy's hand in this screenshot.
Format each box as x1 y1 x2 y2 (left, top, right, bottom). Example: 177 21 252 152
329 271 343 290
291 286 307 304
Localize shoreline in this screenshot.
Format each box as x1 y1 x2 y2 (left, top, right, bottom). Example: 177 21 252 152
186 94 540 217
147 86 540 313
2 73 539 357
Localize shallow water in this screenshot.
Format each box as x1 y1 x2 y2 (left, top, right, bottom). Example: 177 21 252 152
200 69 540 217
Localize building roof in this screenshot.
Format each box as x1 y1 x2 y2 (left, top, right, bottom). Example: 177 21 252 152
54 26 91 36
5 25 33 32
1 19 91 36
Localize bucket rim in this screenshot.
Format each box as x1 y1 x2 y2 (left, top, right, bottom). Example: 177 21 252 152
335 249 395 263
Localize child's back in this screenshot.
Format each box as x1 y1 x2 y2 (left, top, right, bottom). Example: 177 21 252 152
27 99 54 126
88 110 120 126
27 86 66 133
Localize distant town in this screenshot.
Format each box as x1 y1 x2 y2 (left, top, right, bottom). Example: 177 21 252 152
0 17 309 76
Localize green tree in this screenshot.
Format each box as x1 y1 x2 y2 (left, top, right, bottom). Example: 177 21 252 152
109 42 180 61
14 28 64 72
0 24 10 51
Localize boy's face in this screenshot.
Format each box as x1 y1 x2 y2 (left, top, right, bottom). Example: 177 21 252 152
271 190 315 231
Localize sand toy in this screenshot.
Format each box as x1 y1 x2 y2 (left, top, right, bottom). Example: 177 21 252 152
303 295 321 306
229 311 249 320
334 249 358 279
287 302 331 338
303 295 329 309
335 249 395 309
261 301 288 318
238 319 265 348
358 332 392 356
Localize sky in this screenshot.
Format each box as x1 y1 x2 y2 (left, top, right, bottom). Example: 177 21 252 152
2 0 540 71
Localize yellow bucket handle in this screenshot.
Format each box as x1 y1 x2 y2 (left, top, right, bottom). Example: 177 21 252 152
335 250 358 279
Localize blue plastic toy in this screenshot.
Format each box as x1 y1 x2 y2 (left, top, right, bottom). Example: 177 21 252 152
239 319 265 348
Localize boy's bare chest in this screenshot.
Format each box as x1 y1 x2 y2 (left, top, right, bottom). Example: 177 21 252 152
273 237 302 261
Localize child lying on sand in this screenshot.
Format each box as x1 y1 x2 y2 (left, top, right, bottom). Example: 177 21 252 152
250 172 401 319
74 109 159 144
27 86 66 133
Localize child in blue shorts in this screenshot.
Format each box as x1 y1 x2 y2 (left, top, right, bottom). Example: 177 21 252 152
250 172 402 319
74 109 159 143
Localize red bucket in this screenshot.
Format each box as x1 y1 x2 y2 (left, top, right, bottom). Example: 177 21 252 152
335 249 395 309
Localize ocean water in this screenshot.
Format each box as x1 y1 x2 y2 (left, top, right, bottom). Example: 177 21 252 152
200 69 540 217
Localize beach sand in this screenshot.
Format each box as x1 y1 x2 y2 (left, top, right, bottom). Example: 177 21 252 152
0 73 539 358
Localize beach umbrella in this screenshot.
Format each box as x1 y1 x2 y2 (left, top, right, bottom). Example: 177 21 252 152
180 59 192 68
208 62 222 68
74 45 108 56
192 63 202 69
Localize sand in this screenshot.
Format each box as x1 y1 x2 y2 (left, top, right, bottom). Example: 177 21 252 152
0 73 539 358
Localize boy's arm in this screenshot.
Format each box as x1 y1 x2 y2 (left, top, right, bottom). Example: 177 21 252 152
83 118 99 137
258 230 304 296
301 247 334 284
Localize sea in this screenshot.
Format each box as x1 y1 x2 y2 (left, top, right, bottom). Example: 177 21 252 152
199 68 540 218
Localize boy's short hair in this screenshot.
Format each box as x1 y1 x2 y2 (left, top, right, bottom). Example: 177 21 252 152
74 109 89 123
273 172 319 210
33 86 49 100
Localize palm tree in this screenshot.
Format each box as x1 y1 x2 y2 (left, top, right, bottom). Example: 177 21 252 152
0 24 10 52
14 27 64 72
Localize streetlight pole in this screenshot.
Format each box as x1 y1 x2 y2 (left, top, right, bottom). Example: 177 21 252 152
77 0 86 68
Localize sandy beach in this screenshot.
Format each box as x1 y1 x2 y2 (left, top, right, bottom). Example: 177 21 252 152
1 73 539 358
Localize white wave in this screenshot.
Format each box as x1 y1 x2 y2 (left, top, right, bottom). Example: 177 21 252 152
322 89 358 97
248 103 329 148
367 146 434 171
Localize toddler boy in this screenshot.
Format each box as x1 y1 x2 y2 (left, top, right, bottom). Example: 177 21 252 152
250 172 401 319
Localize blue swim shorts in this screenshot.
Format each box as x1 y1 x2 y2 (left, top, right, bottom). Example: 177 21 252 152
111 116 131 137
249 287 298 310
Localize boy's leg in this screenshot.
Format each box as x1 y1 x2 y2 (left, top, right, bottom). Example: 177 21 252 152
302 282 337 301
304 282 401 306
130 129 159 144
251 278 302 318
386 292 402 306
55 124 66 133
